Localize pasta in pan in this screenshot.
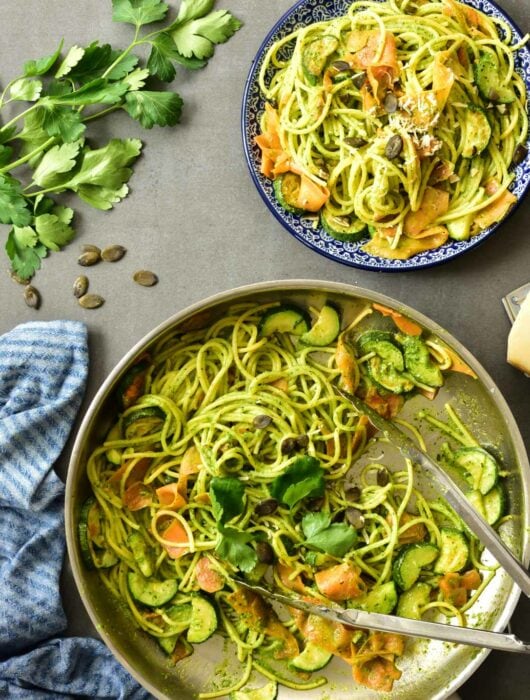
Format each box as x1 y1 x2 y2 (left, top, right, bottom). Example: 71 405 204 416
255 0 528 259
79 300 507 697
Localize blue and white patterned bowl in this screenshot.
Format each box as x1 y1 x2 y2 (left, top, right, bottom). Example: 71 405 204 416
241 0 530 272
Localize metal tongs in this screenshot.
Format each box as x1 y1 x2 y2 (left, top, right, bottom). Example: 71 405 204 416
335 386 530 598
236 579 530 654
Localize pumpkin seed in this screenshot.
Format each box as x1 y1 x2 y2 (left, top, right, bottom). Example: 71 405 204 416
295 434 309 449
133 270 158 287
344 136 366 148
81 244 101 255
512 144 528 166
255 499 279 517
377 468 390 486
24 285 41 309
101 245 126 262
346 507 365 528
385 134 403 160
331 60 352 74
78 251 101 267
78 293 105 309
256 541 275 564
281 437 296 454
383 91 398 114
345 485 361 502
352 71 366 89
73 275 89 298
253 414 272 429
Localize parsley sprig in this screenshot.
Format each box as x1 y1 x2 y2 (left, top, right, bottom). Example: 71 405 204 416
0 0 241 281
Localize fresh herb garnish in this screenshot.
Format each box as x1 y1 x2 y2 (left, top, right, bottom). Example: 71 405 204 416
210 476 245 525
215 526 258 573
1 0 241 281
301 511 358 558
269 455 325 508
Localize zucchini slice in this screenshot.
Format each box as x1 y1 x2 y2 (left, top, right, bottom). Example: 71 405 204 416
302 35 339 84
483 483 507 525
259 304 310 337
78 498 118 569
393 542 439 591
128 571 178 607
105 421 122 465
123 405 165 440
273 173 306 214
320 207 367 242
187 595 217 643
230 681 278 700
397 333 443 388
446 212 473 241
128 532 154 578
396 582 431 620
289 642 333 671
453 447 499 495
350 580 398 614
300 304 341 346
474 52 515 104
433 528 469 574
462 105 491 158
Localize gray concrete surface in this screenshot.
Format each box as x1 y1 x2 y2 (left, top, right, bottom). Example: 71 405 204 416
1 1 529 697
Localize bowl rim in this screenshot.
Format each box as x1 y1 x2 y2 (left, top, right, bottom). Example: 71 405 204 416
240 0 530 272
65 279 530 699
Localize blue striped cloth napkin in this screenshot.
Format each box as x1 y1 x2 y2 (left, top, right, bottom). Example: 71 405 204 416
0 321 148 699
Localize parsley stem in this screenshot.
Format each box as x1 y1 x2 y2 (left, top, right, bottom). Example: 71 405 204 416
101 26 141 80
0 103 38 134
0 137 56 175
83 104 122 122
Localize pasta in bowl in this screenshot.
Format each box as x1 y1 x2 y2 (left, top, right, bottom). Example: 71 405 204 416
242 0 530 270
66 281 530 700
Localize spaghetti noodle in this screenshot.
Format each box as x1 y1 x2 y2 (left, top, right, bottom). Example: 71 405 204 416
81 301 503 696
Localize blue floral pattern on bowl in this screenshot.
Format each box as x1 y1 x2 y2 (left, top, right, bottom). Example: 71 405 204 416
241 0 530 272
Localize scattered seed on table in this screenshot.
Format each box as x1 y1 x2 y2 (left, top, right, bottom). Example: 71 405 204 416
78 293 105 309
133 270 158 287
81 244 101 255
24 285 41 309
73 275 89 298
101 245 126 262
78 250 101 267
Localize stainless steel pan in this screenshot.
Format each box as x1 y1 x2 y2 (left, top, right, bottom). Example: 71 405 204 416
65 280 530 700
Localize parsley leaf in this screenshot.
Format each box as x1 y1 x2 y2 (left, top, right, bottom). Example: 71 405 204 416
216 526 257 572
5 226 48 280
123 68 150 91
301 512 358 558
10 78 43 102
148 33 207 81
66 138 142 190
269 456 325 508
50 78 129 106
124 90 182 128
23 41 64 77
32 141 82 188
301 512 332 539
55 46 86 79
112 0 169 27
170 10 242 60
77 183 129 210
175 0 216 23
0 145 13 168
0 174 32 226
35 211 75 251
41 105 86 143
210 476 245 525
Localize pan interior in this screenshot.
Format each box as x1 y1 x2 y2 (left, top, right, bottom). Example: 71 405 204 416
66 282 529 700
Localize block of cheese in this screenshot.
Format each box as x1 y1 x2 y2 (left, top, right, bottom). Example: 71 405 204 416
507 292 530 374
